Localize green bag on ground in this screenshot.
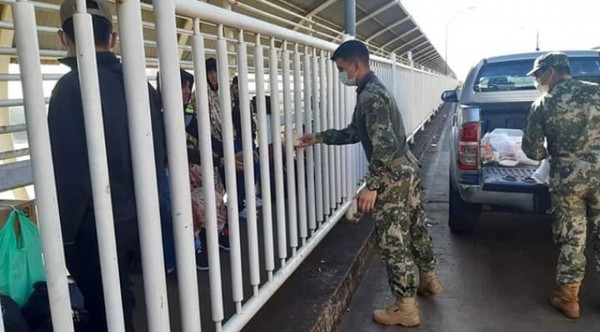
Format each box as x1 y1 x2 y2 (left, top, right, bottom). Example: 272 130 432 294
0 208 46 307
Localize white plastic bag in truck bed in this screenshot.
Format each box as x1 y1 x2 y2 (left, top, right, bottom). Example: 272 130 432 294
532 159 550 184
480 128 540 166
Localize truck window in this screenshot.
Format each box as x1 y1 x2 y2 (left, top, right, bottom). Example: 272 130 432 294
473 56 600 92
571 57 600 84
474 60 535 92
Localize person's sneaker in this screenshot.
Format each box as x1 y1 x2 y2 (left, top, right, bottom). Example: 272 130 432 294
219 228 230 251
196 249 209 271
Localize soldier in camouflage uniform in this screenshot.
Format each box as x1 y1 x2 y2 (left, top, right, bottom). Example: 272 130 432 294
298 40 442 327
523 52 600 319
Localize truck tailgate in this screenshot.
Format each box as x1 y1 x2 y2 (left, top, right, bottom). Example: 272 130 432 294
482 166 547 193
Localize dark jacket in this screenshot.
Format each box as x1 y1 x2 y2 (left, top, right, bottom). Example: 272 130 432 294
48 52 165 244
232 99 258 144
185 115 224 166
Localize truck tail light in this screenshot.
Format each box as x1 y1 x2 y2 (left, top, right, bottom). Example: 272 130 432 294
458 121 480 170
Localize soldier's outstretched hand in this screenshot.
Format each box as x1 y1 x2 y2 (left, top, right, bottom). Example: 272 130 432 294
296 133 317 148
358 187 377 213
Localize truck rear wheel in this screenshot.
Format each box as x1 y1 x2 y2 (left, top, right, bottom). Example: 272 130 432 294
449 176 481 233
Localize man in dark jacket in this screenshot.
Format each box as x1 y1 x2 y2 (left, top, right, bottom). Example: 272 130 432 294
48 1 165 331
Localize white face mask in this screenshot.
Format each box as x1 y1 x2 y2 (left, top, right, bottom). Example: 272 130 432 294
534 79 549 93
339 71 357 87
534 69 553 93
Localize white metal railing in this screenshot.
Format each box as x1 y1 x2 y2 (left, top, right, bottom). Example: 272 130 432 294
1 0 456 331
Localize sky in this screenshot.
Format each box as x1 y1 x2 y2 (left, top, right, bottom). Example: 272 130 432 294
400 0 600 80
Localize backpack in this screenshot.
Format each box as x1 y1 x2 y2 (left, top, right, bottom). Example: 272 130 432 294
20 280 89 332
1 294 31 332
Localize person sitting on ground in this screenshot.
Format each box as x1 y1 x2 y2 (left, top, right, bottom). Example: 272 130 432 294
230 75 261 217
155 68 195 273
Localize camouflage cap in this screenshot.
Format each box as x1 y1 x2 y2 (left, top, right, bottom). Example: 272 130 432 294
60 0 113 27
527 52 570 76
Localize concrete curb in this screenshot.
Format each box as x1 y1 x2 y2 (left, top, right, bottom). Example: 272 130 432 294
310 233 377 332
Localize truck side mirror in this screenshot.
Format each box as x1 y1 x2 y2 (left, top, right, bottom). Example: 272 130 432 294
441 90 458 103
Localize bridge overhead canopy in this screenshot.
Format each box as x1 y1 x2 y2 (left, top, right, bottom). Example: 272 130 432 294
13 0 449 75
226 0 450 74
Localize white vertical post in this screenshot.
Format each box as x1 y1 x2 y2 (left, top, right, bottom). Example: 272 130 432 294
363 146 367 177
361 146 366 178
283 42 298 255
153 0 223 326
237 30 260 295
312 50 324 227
340 81 347 203
117 1 173 331
421 70 425 129
12 2 74 331
217 25 244 314
192 21 227 329
333 65 342 206
391 53 397 103
154 1 217 329
410 68 416 138
319 53 330 219
192 19 228 332
304 47 317 236
269 38 287 266
326 56 335 211
350 91 359 216
293 44 307 246
73 1 125 329
344 82 353 219
254 34 275 280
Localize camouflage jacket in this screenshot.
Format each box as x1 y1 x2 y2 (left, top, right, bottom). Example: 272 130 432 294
315 71 409 190
208 87 223 140
523 79 600 188
523 79 600 164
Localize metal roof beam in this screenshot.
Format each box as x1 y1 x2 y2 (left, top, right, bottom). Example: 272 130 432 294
306 0 339 16
379 26 419 50
365 15 411 43
414 51 437 63
414 49 438 62
422 51 440 61
356 2 395 26
291 0 339 32
416 53 438 65
411 44 434 57
391 35 426 53
421 54 440 65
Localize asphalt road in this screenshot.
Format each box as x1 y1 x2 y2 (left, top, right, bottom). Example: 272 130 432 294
338 110 600 332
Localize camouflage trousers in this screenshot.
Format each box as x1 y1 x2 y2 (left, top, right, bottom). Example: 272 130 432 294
550 165 600 284
372 154 436 298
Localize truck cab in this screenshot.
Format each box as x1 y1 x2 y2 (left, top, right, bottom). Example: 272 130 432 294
441 50 600 232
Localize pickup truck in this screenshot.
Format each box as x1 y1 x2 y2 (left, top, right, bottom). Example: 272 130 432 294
441 50 600 232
